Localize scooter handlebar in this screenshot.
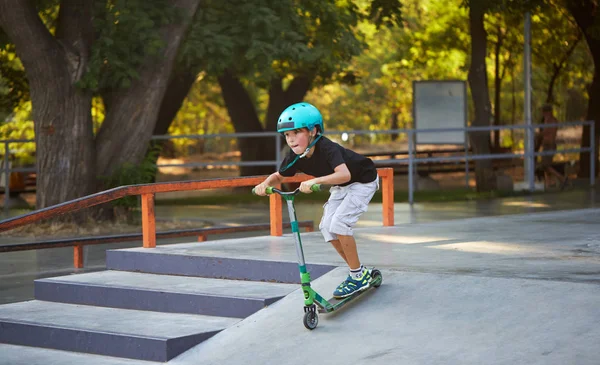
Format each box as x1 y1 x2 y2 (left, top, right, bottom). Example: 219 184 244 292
252 184 321 195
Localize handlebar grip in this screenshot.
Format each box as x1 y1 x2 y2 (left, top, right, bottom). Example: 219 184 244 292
310 184 322 192
252 186 275 195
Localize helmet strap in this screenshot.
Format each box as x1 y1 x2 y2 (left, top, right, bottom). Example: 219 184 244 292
298 133 322 158
280 133 322 172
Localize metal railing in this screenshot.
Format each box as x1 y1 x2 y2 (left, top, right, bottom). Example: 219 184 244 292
0 120 595 206
0 169 395 267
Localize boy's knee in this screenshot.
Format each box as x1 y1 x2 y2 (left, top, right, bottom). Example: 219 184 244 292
320 226 337 242
329 216 354 236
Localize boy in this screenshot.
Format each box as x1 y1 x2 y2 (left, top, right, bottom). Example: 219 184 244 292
253 102 379 298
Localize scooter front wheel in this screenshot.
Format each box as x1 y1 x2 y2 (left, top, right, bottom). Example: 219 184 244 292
303 310 318 330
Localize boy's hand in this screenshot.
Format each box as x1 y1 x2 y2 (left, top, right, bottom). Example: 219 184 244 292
253 183 269 196
299 179 318 194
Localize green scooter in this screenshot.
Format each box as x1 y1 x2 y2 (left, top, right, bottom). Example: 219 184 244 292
253 184 382 330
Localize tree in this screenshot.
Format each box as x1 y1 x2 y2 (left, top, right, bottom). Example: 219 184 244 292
0 0 200 210
0 1 96 209
160 0 402 176
564 0 600 179
467 1 496 191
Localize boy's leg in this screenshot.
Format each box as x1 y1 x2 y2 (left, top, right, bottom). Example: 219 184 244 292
328 239 349 265
337 234 360 269
320 188 348 263
329 180 378 298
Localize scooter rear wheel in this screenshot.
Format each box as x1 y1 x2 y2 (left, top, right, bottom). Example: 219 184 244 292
303 310 318 330
371 269 383 288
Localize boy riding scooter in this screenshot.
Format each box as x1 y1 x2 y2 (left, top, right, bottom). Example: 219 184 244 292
253 102 380 299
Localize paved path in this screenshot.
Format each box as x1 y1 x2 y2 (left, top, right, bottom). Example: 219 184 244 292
1 189 599 305
1 207 599 364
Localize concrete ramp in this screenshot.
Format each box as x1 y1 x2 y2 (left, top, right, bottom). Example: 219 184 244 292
173 268 600 365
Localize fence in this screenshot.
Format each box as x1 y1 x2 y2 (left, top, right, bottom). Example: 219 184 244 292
0 169 395 267
0 120 595 207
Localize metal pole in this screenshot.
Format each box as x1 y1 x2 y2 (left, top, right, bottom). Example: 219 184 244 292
408 131 414 204
591 121 596 186
524 12 535 191
3 142 9 213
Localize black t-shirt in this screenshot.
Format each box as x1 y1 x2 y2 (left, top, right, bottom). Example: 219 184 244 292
278 136 377 186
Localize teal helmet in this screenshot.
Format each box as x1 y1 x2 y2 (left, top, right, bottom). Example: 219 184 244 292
277 102 324 134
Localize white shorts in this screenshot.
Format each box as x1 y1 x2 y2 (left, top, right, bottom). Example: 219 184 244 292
319 178 379 242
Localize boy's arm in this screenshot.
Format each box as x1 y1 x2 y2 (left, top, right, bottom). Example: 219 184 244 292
262 172 285 186
254 172 286 196
308 164 351 186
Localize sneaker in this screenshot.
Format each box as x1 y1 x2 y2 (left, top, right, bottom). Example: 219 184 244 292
333 269 372 298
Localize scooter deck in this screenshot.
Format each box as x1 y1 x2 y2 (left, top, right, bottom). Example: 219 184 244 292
317 275 382 314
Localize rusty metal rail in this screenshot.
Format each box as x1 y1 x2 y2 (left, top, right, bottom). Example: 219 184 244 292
0 168 394 262
0 221 314 268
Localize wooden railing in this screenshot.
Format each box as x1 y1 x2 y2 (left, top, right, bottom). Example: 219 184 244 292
0 168 394 250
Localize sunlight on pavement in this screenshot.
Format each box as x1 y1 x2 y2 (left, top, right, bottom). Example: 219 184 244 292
356 220 386 228
432 241 541 255
362 233 448 244
502 201 551 208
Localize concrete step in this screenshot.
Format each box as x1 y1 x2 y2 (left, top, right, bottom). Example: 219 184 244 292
35 270 298 318
106 247 335 283
0 300 239 362
0 343 155 365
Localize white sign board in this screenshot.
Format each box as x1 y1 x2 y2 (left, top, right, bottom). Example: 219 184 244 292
413 81 467 145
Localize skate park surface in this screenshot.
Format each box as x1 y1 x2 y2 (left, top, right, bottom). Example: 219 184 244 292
1 194 600 364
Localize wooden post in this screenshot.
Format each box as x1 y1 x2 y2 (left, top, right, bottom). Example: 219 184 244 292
141 193 156 248
73 245 83 268
378 168 394 226
269 184 283 236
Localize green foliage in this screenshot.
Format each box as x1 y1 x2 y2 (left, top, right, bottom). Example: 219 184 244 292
101 146 160 208
180 0 370 86
0 0 594 165
308 0 469 137
0 102 35 165
80 0 180 91
0 44 29 119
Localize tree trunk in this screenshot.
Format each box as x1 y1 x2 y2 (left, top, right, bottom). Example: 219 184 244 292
579 69 600 178
95 0 201 180
0 0 96 210
154 70 198 136
545 33 581 104
567 0 600 179
217 69 270 176
265 75 313 131
467 3 496 191
391 110 400 141
219 72 313 176
148 69 198 181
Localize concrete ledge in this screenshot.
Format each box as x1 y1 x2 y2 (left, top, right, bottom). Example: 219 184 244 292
34 278 285 318
0 301 239 362
106 250 335 283
0 319 217 362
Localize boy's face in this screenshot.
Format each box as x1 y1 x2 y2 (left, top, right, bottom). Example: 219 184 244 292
283 128 312 155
